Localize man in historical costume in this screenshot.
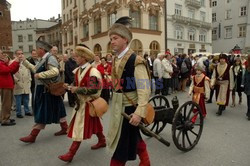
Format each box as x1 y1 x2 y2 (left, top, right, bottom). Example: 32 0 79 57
189 65 210 123
107 17 151 166
211 54 231 115
19 40 68 143
58 44 106 162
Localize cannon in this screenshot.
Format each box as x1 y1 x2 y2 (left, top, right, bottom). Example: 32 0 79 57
141 95 204 152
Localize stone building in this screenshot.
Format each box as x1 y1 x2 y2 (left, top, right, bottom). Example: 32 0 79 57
0 0 12 55
212 0 250 54
62 0 165 57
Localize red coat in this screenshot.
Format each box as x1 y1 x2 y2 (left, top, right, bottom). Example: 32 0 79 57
97 63 111 87
0 60 20 89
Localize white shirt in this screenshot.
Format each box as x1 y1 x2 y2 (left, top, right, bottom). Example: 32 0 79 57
80 62 89 70
117 47 129 59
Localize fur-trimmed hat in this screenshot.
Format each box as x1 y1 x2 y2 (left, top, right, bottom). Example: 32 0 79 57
36 40 52 52
108 16 133 43
195 65 205 72
75 44 95 62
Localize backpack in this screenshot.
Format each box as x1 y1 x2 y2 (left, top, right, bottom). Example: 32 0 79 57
180 60 189 73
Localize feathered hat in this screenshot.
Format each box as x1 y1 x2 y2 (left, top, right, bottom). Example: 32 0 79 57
75 44 95 62
108 16 133 43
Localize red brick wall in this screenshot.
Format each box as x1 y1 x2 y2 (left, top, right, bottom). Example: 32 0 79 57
0 1 12 55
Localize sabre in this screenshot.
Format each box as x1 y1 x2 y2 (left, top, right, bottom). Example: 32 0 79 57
121 112 170 147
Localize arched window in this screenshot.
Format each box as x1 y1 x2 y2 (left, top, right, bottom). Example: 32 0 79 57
149 41 160 58
107 42 112 53
199 30 206 42
94 44 102 57
175 26 183 40
188 28 196 41
130 39 143 55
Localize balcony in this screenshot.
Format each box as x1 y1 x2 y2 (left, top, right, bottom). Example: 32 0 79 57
185 0 201 8
172 15 212 29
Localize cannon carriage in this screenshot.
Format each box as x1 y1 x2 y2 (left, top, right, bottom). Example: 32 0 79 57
141 95 204 152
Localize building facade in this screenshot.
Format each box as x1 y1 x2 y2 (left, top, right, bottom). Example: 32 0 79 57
12 19 58 56
212 0 250 54
167 0 212 55
0 0 12 55
36 18 62 54
62 0 165 57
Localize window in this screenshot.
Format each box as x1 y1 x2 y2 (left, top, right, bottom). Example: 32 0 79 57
129 10 141 28
0 11 3 16
175 26 183 40
63 0 65 9
74 0 77 7
18 46 23 50
149 41 160 57
130 39 143 55
188 29 195 41
108 13 117 28
28 34 33 42
188 9 195 19
225 10 232 19
70 0 72 4
200 0 205 7
18 35 23 42
66 0 68 7
70 30 73 43
240 6 247 16
212 1 217 7
175 4 182 16
70 10 72 19
64 33 68 44
74 18 78 27
2 46 6 50
225 27 232 38
83 0 86 10
212 28 217 40
149 14 158 30
28 45 33 52
94 18 101 34
200 11 206 22
199 31 206 42
239 25 246 37
83 23 89 38
212 13 216 22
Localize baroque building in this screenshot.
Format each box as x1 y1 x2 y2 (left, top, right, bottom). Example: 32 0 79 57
62 0 165 57
167 0 212 54
212 0 250 54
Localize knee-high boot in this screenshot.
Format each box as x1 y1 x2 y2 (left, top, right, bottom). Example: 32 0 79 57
110 158 126 166
58 141 81 162
19 129 40 143
137 140 150 166
54 121 68 136
91 131 106 150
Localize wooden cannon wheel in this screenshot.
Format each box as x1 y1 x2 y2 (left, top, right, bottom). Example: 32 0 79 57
141 95 170 137
172 101 204 152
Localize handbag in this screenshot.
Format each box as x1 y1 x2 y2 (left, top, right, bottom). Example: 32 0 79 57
88 97 109 117
48 82 66 96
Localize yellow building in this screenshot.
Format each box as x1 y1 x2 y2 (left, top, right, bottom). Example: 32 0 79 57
61 0 165 57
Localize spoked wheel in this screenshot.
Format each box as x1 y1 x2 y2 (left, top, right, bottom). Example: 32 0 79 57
141 95 170 137
172 101 204 152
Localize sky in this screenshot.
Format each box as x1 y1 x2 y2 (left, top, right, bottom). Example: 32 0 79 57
8 0 61 21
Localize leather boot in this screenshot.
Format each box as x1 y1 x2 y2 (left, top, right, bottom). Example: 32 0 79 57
19 129 40 143
91 132 106 150
137 140 150 166
110 158 126 166
54 121 68 136
216 105 222 115
58 141 81 162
